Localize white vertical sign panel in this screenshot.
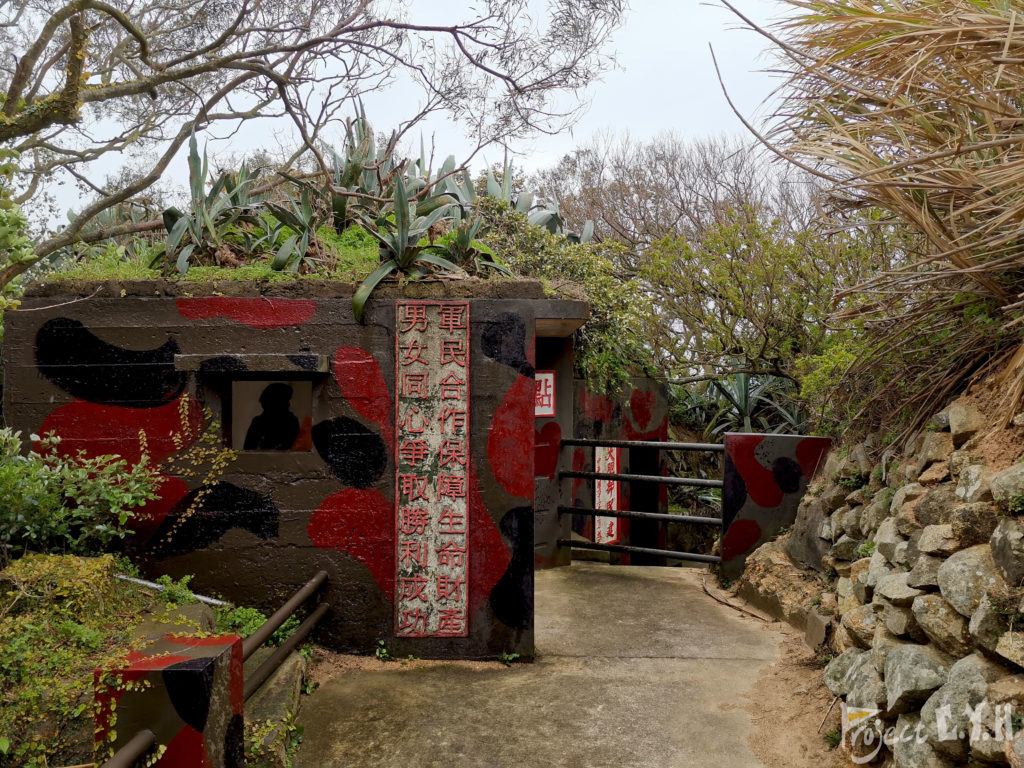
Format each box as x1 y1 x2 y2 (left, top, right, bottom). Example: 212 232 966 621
594 446 620 545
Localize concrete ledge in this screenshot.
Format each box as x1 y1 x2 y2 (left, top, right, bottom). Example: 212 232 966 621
244 648 308 768
24 277 550 299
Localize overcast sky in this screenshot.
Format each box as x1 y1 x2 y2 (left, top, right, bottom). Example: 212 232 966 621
46 1 789 217
353 0 787 174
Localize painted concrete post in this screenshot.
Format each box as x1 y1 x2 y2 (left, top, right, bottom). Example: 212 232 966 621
94 633 244 767
567 379 670 565
719 433 831 580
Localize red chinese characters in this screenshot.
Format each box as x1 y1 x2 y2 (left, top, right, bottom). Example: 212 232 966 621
594 446 621 545
394 301 471 637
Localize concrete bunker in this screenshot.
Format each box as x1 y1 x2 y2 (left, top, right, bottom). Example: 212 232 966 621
3 279 595 660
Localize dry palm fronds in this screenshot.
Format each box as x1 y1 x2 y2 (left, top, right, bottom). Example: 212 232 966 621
732 0 1024 433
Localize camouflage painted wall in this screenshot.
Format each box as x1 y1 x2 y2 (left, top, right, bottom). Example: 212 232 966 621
3 281 585 659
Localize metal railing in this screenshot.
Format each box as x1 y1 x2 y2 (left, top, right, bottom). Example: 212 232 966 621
101 571 330 768
243 570 329 699
100 729 156 768
559 438 724 565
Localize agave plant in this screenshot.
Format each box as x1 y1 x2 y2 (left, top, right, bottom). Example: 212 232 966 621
328 108 392 233
159 135 261 274
265 187 322 272
352 175 460 321
441 210 511 277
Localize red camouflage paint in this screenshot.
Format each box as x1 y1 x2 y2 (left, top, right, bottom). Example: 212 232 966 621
534 421 562 480
175 297 316 329
725 433 782 508
39 395 203 466
333 346 393 448
307 487 395 598
487 374 535 499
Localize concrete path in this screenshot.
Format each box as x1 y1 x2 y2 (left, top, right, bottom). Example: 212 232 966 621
293 563 782 768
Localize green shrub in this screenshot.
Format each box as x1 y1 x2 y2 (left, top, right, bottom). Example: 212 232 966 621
215 604 300 645
0 430 162 564
0 554 153 767
478 197 650 391
857 541 876 558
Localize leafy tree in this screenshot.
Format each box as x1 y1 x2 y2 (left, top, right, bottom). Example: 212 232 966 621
478 196 650 391
637 207 888 385
0 0 626 289
727 0 1024 435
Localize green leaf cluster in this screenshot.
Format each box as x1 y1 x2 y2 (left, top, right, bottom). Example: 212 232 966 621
0 429 162 565
214 604 300 645
0 554 153 767
477 196 649 391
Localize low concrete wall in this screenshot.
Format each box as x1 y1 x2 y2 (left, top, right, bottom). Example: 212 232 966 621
3 279 587 659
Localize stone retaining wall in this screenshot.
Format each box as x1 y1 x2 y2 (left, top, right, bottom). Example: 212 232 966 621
741 402 1024 765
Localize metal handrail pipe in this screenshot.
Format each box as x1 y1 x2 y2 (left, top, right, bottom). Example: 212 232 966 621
244 602 330 700
560 438 725 452
557 505 723 526
242 570 328 660
558 539 722 564
559 470 724 489
100 728 156 768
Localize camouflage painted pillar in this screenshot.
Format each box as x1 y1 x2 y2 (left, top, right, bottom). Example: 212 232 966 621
720 433 831 580
94 634 243 767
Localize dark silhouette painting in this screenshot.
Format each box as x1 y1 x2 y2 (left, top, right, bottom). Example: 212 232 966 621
232 380 312 451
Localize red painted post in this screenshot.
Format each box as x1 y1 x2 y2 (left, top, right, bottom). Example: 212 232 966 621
95 633 244 767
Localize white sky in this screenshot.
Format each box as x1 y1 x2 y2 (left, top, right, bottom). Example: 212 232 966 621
220 0 787 175
44 1 789 218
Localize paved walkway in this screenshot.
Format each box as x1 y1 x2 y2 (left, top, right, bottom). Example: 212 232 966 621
293 563 782 768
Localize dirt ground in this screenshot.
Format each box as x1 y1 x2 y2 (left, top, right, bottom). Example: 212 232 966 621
741 623 850 768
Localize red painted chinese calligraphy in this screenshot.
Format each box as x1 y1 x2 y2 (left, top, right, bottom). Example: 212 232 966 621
394 301 471 637
594 446 621 545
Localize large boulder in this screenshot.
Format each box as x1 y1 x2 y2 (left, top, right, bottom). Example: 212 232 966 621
913 594 973 658
950 451 982 480
824 647 868 696
872 622 912 674
820 483 850 514
785 496 830 570
950 502 999 547
851 556 874 603
867 549 896 588
885 645 952 714
847 650 890 714
996 632 1024 669
917 524 960 556
993 464 1024 508
918 461 950 485
842 506 866 538
861 490 894 539
877 517 908 562
892 712 956 768
879 598 926 641
921 654 1007 760
990 517 1024 587
955 465 994 505
969 594 1009 653
842 603 879 647
893 483 927 514
829 534 864 562
937 545 1006 617
914 485 959 528
917 432 955 471
908 555 943 589
877 573 926 606
948 403 985 448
